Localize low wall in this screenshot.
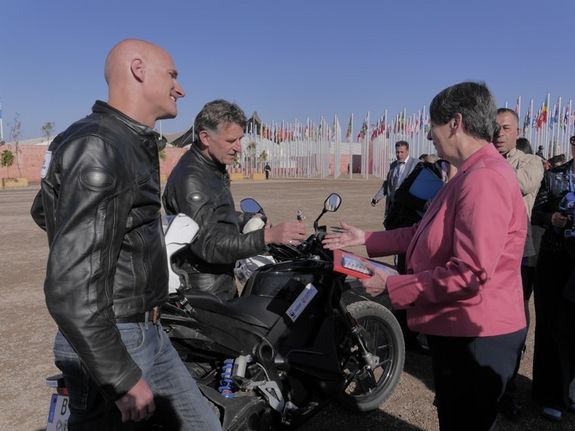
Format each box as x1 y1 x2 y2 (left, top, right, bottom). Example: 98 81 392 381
0 144 187 184
0 144 358 184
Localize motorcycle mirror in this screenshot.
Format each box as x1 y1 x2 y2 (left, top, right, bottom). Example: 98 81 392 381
314 193 342 232
324 193 342 212
240 198 264 215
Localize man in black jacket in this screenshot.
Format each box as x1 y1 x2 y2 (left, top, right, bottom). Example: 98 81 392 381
531 138 575 421
31 39 220 430
163 99 306 300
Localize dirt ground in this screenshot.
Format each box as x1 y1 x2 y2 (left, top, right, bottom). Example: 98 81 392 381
1 179 573 430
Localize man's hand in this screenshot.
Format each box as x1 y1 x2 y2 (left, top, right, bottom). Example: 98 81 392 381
264 221 307 246
551 212 569 228
371 198 378 207
115 378 155 423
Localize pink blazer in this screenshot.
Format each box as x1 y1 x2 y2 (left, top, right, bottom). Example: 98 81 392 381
365 144 527 337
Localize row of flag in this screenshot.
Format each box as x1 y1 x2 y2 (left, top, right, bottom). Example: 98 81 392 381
247 95 575 146
519 96 573 131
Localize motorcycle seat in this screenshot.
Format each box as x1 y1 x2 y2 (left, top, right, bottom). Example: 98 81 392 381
184 291 285 329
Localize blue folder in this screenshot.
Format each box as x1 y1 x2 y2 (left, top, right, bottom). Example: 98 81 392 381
408 167 444 201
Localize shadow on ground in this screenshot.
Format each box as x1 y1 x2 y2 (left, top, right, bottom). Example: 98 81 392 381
295 405 425 431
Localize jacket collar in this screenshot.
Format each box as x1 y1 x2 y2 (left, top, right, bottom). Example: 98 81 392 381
92 101 167 150
189 143 228 176
503 147 518 160
457 143 499 173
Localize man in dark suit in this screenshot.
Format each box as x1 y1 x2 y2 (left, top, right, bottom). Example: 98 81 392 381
371 140 418 227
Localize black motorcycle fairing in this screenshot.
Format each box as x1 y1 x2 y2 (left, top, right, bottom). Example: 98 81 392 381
241 259 333 298
181 291 277 328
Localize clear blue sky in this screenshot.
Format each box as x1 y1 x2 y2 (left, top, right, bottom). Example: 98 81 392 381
1 0 574 140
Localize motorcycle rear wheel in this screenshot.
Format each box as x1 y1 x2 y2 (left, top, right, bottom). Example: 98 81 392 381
337 300 405 412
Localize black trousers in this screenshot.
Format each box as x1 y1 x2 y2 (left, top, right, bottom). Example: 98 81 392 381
428 329 526 431
500 263 533 400
532 247 575 410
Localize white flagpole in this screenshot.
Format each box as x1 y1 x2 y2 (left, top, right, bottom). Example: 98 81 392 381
0 102 4 141
557 97 563 155
365 111 370 178
335 114 341 178
349 113 353 179
528 98 534 143
546 93 551 156
569 100 573 149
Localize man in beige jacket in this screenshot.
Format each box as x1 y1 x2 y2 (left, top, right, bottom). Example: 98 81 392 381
495 107 544 420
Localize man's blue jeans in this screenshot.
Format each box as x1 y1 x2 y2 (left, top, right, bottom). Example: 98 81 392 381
53 323 221 430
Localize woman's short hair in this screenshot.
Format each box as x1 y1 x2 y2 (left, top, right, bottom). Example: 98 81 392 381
429 81 497 141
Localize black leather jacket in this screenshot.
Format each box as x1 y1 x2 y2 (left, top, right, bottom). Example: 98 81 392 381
162 144 266 299
532 159 575 258
30 101 168 400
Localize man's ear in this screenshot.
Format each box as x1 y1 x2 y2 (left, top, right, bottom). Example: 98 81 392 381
198 130 210 148
130 58 145 82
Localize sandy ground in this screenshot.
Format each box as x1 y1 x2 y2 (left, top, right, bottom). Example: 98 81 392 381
1 179 573 430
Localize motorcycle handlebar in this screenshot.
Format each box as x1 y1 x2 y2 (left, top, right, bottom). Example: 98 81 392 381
268 229 332 263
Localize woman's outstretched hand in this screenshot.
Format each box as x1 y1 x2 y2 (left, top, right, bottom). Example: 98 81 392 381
322 221 366 250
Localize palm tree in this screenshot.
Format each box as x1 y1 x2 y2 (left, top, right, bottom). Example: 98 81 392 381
42 122 55 143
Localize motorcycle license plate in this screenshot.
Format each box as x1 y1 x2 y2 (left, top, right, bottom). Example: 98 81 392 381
46 393 70 431
286 283 318 322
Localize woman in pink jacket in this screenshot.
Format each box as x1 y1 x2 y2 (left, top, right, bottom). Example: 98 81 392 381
324 82 527 431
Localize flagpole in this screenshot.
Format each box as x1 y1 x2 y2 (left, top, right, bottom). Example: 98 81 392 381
569 100 573 149
546 93 551 156
365 112 370 179
528 98 534 143
349 113 353 179
0 102 4 141
558 97 563 155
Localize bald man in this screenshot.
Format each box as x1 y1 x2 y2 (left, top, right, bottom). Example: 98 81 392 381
494 108 544 420
31 39 221 430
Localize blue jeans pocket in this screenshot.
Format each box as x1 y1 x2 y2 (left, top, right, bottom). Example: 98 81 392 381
116 323 146 352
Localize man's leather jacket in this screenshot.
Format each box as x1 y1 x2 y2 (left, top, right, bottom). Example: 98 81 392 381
30 101 168 400
532 159 575 259
162 144 266 300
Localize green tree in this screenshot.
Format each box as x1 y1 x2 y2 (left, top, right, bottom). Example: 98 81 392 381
1 149 15 177
42 122 55 142
258 150 268 162
245 140 257 172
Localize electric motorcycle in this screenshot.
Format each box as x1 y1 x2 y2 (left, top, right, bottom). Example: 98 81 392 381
161 193 405 430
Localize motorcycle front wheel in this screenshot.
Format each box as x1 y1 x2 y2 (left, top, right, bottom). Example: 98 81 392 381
337 300 405 412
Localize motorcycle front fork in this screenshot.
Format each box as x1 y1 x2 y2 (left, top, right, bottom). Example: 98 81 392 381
338 300 379 370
